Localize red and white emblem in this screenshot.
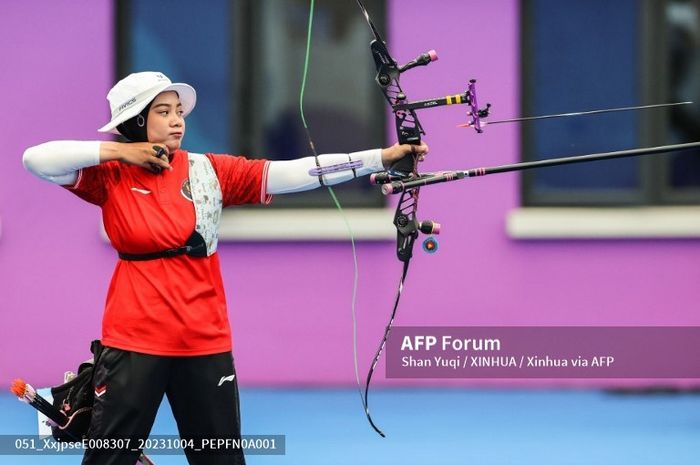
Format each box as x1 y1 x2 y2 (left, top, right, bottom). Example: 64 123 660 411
94 385 107 397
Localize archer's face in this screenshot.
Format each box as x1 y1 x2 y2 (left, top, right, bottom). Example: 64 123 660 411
147 91 186 153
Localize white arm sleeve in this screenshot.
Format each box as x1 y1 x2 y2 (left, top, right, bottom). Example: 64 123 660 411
23 141 102 185
266 148 384 195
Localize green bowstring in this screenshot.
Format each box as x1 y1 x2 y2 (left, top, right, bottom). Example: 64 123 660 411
300 0 367 410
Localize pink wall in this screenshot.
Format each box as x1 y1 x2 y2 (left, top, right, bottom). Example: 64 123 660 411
0 0 117 386
1 0 698 389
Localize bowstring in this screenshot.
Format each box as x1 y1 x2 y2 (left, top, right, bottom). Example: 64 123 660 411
301 0 367 413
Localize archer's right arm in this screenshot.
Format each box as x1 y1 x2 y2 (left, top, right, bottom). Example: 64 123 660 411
23 141 172 185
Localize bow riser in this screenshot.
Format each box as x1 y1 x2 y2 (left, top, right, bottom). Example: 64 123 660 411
368 39 423 175
393 189 421 263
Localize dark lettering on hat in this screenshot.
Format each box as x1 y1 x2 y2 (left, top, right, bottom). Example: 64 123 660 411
117 97 137 113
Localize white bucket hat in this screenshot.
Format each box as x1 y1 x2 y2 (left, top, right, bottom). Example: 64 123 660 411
98 71 197 134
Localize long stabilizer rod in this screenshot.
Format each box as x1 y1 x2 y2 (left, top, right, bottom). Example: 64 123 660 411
382 140 700 194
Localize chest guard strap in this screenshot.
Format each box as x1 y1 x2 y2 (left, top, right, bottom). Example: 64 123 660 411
118 152 223 261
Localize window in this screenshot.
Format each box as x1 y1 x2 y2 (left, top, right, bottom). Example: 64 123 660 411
663 0 700 200
117 0 387 208
521 0 700 206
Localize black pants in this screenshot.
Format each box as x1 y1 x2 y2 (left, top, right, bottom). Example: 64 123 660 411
82 347 245 465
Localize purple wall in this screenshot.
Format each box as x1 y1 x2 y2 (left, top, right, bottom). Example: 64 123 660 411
0 0 116 386
2 0 698 389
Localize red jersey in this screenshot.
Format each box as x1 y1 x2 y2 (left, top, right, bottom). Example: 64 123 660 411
66 149 270 356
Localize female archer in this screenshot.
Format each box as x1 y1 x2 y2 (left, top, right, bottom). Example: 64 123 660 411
22 71 427 465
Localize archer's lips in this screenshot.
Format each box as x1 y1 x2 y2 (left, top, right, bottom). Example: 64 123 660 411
170 132 183 138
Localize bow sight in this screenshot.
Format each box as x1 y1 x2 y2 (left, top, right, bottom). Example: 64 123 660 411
366 41 492 176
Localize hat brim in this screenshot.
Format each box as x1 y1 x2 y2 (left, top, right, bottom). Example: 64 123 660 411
98 82 197 134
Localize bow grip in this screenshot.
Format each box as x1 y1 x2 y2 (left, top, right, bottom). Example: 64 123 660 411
390 151 418 177
390 125 421 175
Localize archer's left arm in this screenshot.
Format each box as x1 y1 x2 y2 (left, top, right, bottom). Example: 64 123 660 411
266 142 428 195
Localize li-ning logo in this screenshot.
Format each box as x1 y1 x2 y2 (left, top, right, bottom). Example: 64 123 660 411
117 97 137 113
94 385 107 397
217 374 235 387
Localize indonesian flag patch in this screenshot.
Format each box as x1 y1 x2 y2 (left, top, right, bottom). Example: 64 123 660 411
94 385 107 397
